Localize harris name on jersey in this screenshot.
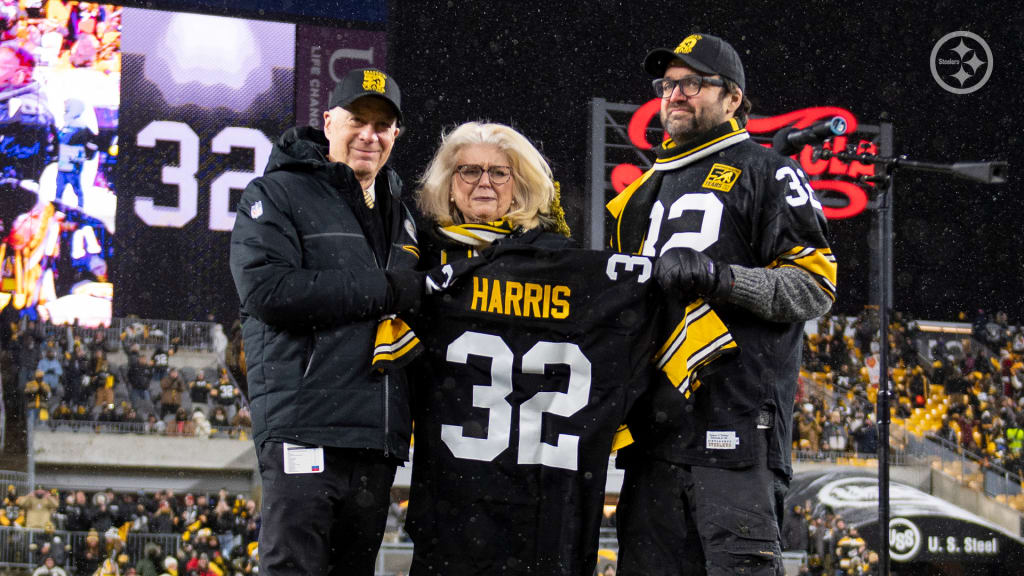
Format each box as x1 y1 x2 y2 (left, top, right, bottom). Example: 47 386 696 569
469 276 571 320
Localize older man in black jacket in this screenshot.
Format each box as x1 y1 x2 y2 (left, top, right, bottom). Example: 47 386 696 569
230 68 422 576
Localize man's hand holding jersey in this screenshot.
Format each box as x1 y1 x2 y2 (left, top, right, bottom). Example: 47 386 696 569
654 248 734 302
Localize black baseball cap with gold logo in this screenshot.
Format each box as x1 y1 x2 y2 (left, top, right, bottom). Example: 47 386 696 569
328 67 403 125
643 33 745 92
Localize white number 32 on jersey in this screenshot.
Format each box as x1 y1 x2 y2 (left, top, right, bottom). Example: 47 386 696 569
775 166 823 211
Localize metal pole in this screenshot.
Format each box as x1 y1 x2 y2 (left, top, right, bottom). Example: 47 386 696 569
876 121 894 576
588 98 608 250
26 414 34 490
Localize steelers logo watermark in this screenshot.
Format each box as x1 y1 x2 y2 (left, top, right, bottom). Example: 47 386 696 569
930 31 993 94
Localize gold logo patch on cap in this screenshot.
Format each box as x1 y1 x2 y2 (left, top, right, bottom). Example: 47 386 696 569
362 70 387 94
702 163 741 192
674 34 702 54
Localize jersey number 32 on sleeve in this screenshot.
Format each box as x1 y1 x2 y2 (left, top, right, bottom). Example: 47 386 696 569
441 332 591 471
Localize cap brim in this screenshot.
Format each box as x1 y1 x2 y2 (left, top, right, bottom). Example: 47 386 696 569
643 48 717 78
337 92 403 125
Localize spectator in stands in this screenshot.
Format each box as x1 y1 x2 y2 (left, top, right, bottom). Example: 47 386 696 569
24 369 51 417
30 522 70 566
853 412 878 456
63 490 90 532
209 374 240 421
95 528 128 576
161 555 179 576
145 413 166 435
230 406 251 436
169 407 193 436
122 498 146 533
18 486 58 529
824 409 850 453
796 403 822 453
956 412 978 452
127 343 152 407
31 555 67 576
160 368 186 419
75 528 103 576
108 490 129 526
62 345 89 407
92 370 116 418
36 347 63 401
150 499 176 533
208 406 230 432
184 552 217 576
209 497 233 541
211 322 228 364
189 369 212 409
91 347 110 376
122 405 142 426
50 400 72 423
781 504 809 552
90 493 115 533
151 345 170 383
136 542 163 576
192 409 211 438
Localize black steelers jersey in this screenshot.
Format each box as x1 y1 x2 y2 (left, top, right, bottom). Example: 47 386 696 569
405 242 657 576
608 118 837 476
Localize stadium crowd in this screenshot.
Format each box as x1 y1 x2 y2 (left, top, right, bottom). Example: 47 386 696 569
4 318 250 439
792 307 1024 475
0 484 260 575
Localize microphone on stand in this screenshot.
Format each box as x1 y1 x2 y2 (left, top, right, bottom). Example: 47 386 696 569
772 116 848 156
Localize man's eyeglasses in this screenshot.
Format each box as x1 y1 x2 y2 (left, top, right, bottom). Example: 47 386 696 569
652 75 725 98
455 165 513 185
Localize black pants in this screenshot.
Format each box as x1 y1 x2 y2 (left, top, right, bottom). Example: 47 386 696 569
616 431 784 576
258 441 397 576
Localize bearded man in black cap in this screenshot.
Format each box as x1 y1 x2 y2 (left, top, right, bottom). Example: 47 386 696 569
230 67 423 575
608 34 837 575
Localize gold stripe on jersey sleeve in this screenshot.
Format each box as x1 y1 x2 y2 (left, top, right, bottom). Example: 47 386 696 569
401 244 420 258
769 246 838 300
371 317 422 369
654 299 737 397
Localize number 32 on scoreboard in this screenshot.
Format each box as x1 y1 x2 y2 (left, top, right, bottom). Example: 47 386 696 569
133 120 272 231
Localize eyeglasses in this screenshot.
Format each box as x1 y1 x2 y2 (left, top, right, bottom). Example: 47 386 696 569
454 164 513 185
652 75 725 98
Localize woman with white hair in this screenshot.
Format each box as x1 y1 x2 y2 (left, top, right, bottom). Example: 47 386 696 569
415 121 570 266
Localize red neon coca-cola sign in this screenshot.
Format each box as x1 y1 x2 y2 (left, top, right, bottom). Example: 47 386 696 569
613 103 876 219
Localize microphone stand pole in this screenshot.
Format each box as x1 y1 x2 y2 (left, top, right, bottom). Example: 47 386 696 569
813 145 1006 576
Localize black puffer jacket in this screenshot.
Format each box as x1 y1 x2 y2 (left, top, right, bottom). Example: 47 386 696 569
229 126 419 458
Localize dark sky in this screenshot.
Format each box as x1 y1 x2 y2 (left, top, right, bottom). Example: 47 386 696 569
118 0 1021 324
384 0 1023 322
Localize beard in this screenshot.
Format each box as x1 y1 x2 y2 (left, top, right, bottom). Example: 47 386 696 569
661 101 729 144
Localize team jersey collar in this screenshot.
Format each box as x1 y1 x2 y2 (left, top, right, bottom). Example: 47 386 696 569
653 117 749 172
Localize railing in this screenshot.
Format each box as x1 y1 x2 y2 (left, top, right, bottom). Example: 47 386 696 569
914 432 1024 497
0 470 30 496
791 447 908 465
0 525 181 573
36 418 251 440
40 317 222 353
